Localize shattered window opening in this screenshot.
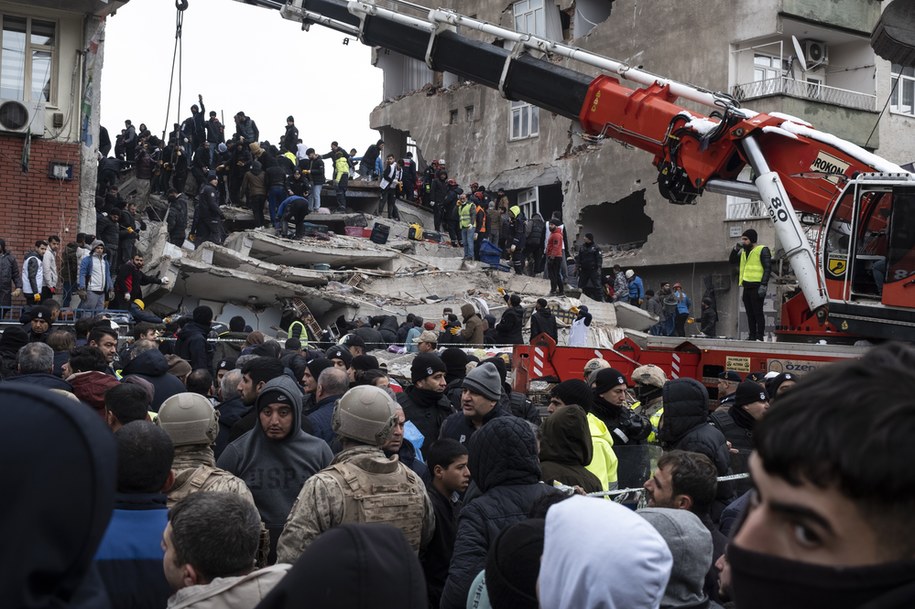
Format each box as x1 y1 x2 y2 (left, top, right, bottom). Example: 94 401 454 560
580 191 653 250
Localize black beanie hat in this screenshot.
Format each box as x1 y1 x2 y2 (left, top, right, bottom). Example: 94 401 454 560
352 354 379 372
440 347 468 379
742 228 758 243
593 367 628 395
0 325 29 353
192 305 213 326
480 356 508 386
485 518 546 609
325 346 353 368
551 379 593 410
734 380 769 408
306 357 334 382
411 353 447 383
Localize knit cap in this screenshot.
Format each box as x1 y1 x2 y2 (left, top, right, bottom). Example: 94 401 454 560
734 380 768 408
325 345 353 368
440 347 469 379
593 367 628 395
550 379 593 410
411 353 446 383
462 362 502 402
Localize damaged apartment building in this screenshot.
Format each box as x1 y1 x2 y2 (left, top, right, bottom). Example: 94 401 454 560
350 0 915 338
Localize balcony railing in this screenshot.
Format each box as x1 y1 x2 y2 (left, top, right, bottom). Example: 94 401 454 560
731 77 876 112
726 199 768 221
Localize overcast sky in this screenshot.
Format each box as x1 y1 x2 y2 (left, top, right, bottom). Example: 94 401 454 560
100 0 383 153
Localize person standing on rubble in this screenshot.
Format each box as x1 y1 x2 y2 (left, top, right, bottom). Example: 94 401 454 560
333 150 350 213
190 172 225 246
506 205 527 275
378 154 402 220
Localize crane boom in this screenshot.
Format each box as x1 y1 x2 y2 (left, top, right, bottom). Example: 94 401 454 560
273 0 915 341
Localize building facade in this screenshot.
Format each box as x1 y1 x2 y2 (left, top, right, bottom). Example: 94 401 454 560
366 0 912 338
0 0 124 277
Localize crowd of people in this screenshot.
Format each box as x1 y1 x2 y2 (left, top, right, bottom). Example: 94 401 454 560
4 304 914 609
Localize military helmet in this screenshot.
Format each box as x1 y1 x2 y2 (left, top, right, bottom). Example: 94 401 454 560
631 364 667 389
332 385 397 446
583 357 610 377
157 392 219 446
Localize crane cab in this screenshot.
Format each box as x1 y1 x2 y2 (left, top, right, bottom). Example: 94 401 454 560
819 174 915 340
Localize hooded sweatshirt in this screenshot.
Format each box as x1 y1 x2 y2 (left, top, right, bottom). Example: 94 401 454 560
255 523 428 609
539 496 673 609
440 417 555 609
638 508 714 609
539 405 602 493
658 378 731 477
217 375 333 553
121 348 188 412
0 383 116 608
68 370 121 418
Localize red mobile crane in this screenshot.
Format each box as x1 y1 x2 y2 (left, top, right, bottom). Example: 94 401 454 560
275 0 915 344
220 0 914 388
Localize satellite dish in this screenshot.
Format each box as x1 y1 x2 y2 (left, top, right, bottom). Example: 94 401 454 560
792 35 808 72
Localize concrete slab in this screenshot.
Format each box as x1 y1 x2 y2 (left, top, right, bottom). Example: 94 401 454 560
189 242 331 287
223 230 401 269
613 301 656 332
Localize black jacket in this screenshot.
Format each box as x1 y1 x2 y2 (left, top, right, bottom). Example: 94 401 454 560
214 395 251 459
96 212 120 249
174 321 214 372
529 308 558 342
438 403 508 446
658 379 731 477
439 417 555 609
398 386 455 446
539 405 602 493
121 348 187 411
494 304 524 345
305 156 325 184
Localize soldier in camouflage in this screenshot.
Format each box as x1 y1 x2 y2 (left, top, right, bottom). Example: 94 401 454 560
156 392 256 509
276 385 435 563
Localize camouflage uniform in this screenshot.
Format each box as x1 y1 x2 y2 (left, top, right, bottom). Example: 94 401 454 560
276 445 434 564
167 445 256 508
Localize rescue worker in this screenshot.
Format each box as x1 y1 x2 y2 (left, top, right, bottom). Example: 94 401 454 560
728 228 771 341
276 385 434 562
591 367 652 489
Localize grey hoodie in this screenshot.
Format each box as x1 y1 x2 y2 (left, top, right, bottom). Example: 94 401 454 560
638 508 715 609
217 375 333 542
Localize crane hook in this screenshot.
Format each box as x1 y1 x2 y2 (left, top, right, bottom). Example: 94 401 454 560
176 0 188 11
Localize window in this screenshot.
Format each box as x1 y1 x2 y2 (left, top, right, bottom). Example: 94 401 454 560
513 0 545 37
1 15 55 103
753 54 787 82
449 109 458 125
465 105 474 121
517 187 540 219
510 100 539 140
891 63 915 116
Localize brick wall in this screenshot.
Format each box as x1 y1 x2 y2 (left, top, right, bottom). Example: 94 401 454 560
0 136 81 290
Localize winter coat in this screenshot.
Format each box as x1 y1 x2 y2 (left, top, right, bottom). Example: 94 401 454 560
494 304 524 345
240 167 266 201
439 417 555 609
166 564 290 609
305 392 344 445
398 385 455 445
438 402 508 447
659 379 730 476
459 303 485 346
121 348 188 412
305 156 325 184
530 308 558 342
540 405 602 493
96 212 120 250
0 250 21 297
6 372 73 392
174 321 214 372
68 371 120 418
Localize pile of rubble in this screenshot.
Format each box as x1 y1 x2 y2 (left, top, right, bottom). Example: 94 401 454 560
133 191 651 347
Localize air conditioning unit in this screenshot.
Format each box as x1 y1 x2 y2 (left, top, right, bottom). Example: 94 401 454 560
0 99 45 136
802 40 829 66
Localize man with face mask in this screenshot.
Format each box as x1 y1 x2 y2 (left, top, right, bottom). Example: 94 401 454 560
728 342 915 609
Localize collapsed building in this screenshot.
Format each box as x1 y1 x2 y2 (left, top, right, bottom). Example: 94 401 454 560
131 185 633 348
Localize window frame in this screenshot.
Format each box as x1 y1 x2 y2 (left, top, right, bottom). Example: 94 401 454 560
890 63 915 117
0 13 57 105
509 99 540 141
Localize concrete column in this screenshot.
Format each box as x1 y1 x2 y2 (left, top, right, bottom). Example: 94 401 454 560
78 15 106 236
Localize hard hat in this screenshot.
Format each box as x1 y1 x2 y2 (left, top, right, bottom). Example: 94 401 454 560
625 269 635 279
583 357 611 377
332 385 397 446
133 298 145 310
632 364 667 389
156 392 219 446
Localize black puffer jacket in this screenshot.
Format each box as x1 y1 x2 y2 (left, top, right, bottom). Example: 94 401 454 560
494 304 524 345
121 348 187 412
439 417 555 609
398 386 455 445
658 378 731 477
